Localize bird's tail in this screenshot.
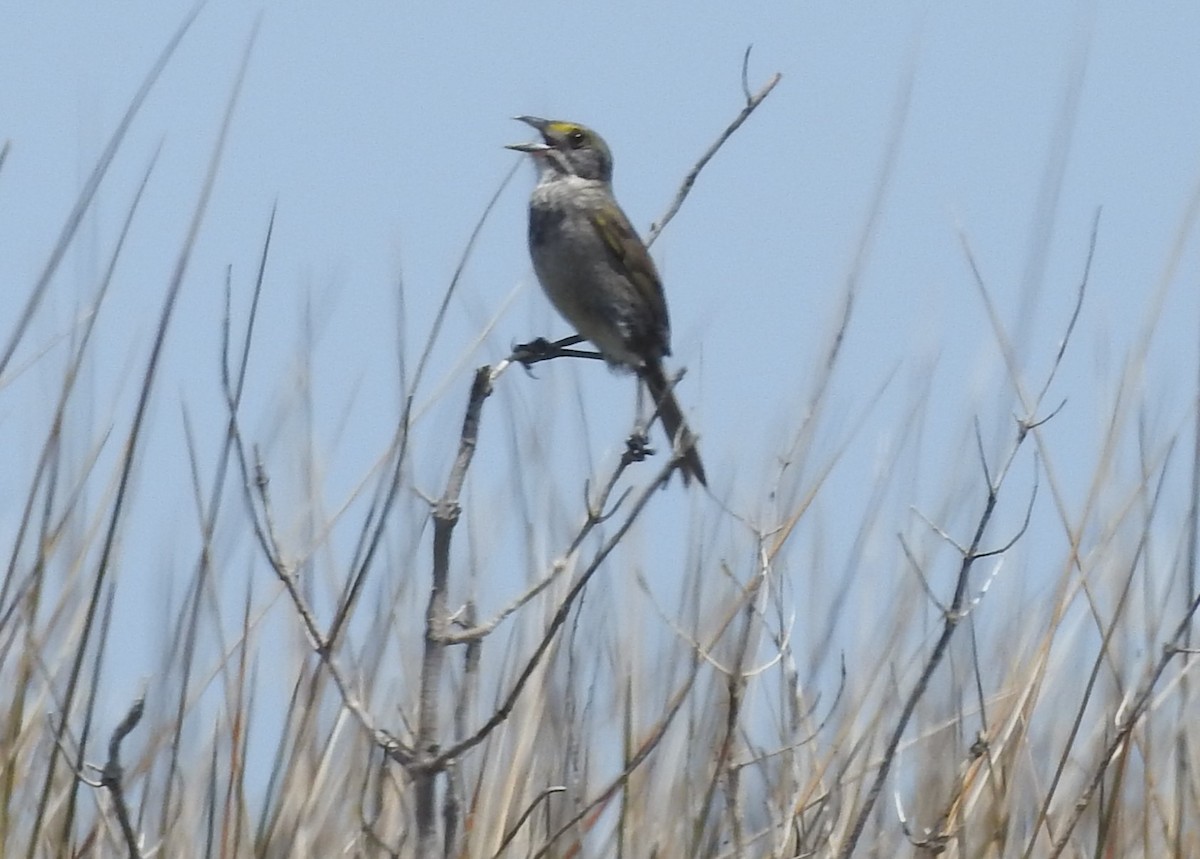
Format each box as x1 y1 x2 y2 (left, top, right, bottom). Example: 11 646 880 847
640 361 707 487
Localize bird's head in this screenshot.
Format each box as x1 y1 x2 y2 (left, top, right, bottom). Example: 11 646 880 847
506 116 614 183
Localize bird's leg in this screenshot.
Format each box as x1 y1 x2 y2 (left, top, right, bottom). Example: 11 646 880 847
511 334 604 369
634 379 647 435
623 378 655 465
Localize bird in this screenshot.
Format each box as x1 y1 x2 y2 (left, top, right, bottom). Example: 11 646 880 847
507 116 706 487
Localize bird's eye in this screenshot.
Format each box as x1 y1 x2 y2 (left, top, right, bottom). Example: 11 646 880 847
568 129 586 147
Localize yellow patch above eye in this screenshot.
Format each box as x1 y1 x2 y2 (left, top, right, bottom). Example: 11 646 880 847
547 121 581 135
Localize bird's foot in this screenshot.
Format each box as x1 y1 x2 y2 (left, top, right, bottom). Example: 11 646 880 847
512 334 602 371
512 337 556 372
622 431 656 467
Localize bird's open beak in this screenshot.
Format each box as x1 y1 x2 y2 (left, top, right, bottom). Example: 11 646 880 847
505 141 551 153
506 115 552 153
513 115 549 132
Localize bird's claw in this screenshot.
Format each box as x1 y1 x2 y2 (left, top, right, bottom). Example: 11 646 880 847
622 431 655 466
512 337 556 374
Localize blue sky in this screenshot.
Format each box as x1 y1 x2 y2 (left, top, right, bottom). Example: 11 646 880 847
3 1 1200 761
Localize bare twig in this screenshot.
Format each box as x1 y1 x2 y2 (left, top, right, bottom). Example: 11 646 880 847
100 696 146 859
647 62 781 246
413 366 493 856
740 46 755 105
489 786 567 859
1033 209 1097 405
440 558 570 645
699 578 760 857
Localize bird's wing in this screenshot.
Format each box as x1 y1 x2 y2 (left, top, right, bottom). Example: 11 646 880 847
588 204 672 358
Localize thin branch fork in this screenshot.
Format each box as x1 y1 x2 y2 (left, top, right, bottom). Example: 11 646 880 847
419 452 678 778
72 695 146 859
438 409 638 648
102 696 145 859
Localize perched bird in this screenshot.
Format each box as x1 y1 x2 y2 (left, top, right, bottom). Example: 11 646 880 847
507 116 707 486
